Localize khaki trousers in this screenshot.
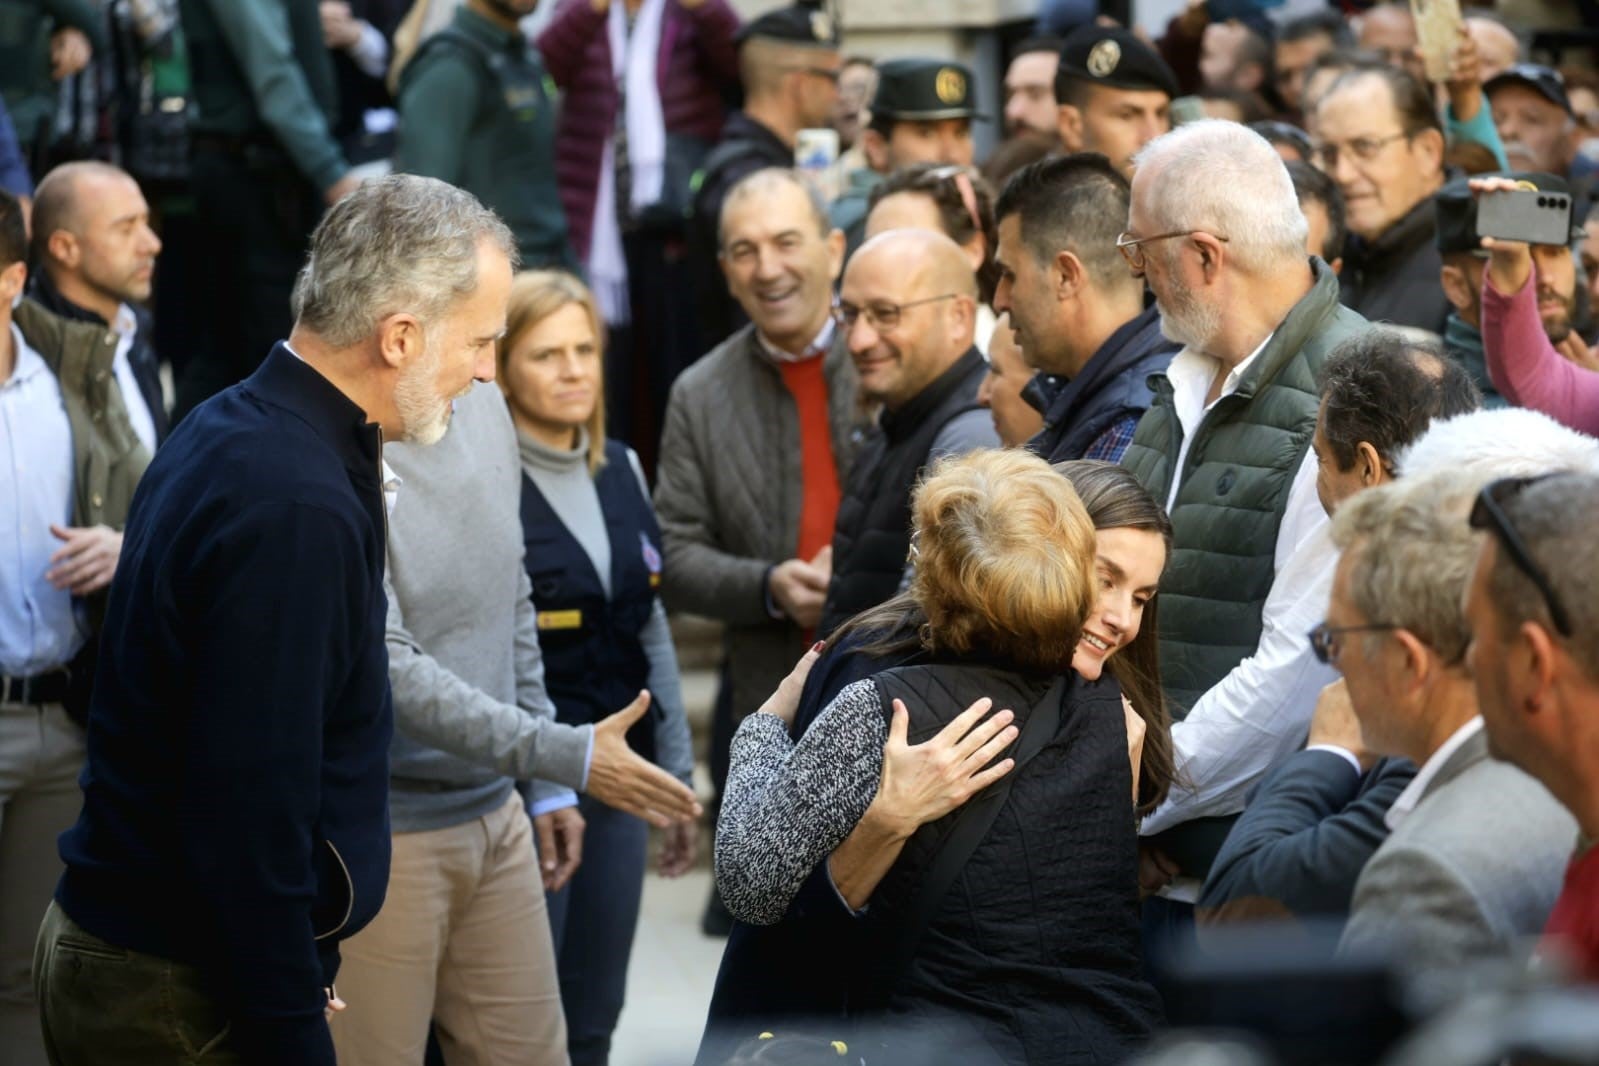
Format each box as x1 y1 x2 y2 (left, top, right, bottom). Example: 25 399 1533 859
332 792 568 1066
1 701 84 1066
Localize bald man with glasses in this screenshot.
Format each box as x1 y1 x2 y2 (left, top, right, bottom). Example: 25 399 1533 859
816 228 997 637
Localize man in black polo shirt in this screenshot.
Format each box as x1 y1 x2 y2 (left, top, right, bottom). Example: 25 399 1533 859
36 176 512 1066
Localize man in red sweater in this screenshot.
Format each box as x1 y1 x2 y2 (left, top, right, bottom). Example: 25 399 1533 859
1462 471 1599 982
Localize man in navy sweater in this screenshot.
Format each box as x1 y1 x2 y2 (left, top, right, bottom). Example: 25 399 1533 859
34 175 515 1066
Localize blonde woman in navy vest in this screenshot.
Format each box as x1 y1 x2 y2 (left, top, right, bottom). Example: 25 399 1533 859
499 270 697 1066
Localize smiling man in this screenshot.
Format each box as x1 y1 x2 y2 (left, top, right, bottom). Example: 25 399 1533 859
655 167 863 931
817 227 996 636
1315 65 1450 334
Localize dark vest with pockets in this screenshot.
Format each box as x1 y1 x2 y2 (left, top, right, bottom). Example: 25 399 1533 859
818 348 987 637
520 440 662 761
850 663 1162 1064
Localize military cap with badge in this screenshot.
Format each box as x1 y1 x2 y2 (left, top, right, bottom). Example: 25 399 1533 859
869 56 987 123
736 0 840 50
1054 23 1181 101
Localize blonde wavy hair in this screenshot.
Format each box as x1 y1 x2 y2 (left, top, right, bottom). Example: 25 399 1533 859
908 449 1098 670
497 270 609 475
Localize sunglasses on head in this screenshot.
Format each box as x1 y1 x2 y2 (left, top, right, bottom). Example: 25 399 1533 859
1468 474 1572 637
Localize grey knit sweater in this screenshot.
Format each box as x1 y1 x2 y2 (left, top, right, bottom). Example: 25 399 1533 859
383 385 592 833
516 428 694 786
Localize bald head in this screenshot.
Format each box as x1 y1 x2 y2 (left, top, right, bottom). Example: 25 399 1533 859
852 227 979 300
1466 16 1520 81
31 160 161 321
840 228 980 410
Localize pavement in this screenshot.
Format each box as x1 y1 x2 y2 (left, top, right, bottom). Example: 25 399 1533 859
607 628 727 1066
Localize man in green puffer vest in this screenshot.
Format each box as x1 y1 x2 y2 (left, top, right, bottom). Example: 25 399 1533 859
1116 120 1370 892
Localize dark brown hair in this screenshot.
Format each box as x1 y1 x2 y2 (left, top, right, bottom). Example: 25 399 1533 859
868 163 999 304
828 457 1177 815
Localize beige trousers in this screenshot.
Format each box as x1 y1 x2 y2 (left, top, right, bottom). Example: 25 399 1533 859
332 792 568 1066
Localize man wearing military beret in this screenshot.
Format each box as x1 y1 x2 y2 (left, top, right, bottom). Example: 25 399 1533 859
1054 23 1178 177
1435 172 1584 408
830 56 983 255
689 0 841 349
394 0 577 272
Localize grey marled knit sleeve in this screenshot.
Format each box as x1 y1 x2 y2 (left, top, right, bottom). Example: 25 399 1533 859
714 679 887 926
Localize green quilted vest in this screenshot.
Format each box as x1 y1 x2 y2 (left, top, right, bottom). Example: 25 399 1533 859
1122 262 1368 717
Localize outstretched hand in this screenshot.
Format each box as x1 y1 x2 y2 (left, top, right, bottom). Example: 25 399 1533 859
1469 176 1535 296
586 691 703 827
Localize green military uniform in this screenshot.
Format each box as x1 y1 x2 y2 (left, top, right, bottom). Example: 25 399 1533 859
0 0 105 156
835 56 982 258
173 0 349 419
396 4 573 270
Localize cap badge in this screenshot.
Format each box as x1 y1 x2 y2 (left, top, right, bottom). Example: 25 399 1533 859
810 10 833 42
1087 39 1121 78
935 67 967 105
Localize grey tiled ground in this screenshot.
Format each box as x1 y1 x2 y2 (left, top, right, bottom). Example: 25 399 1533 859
610 866 725 1066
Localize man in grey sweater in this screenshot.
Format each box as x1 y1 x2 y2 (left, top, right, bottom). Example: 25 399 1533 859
331 385 700 1065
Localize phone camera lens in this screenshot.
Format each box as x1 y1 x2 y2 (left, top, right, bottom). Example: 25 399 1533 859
1538 196 1549 207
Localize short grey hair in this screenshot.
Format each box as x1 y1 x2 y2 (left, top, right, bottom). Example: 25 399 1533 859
292 175 517 348
1331 470 1485 663
718 168 831 252
1397 408 1599 481
1132 120 1308 274
1486 473 1599 680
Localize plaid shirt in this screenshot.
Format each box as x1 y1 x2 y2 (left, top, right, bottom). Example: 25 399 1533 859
1083 413 1141 463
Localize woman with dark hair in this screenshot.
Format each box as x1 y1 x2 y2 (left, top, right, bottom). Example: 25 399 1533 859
864 163 1001 352
705 451 1173 1065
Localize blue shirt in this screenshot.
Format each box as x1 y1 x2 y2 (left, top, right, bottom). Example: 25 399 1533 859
0 323 80 676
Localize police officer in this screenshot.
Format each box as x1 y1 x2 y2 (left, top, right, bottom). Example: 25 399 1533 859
688 0 841 349
1053 23 1178 178
396 0 576 271
830 57 984 256
174 0 359 420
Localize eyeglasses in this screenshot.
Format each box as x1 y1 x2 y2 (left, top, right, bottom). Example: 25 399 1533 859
1468 475 1572 637
785 65 841 84
1308 622 1401 665
1310 132 1409 172
833 293 960 332
1115 230 1230 273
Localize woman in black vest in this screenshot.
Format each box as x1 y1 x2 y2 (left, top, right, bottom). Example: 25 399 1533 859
714 450 1173 1064
498 271 696 1066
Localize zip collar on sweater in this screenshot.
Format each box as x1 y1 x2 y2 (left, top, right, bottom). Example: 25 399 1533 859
242 343 383 487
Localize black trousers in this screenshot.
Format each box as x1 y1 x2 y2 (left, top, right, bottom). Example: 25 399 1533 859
173 146 320 422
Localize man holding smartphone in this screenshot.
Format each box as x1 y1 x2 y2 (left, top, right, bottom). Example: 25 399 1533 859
1474 175 1599 436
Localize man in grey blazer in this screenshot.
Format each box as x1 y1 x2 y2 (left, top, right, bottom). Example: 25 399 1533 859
1318 469 1575 969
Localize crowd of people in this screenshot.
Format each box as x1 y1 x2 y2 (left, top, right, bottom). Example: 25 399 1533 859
3 0 1599 1064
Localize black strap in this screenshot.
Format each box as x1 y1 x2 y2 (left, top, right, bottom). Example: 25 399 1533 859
876 675 1068 995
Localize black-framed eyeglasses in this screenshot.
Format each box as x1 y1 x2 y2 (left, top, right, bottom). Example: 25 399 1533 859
1115 230 1230 273
1310 131 1409 172
1308 622 1402 664
1468 475 1572 637
833 293 960 332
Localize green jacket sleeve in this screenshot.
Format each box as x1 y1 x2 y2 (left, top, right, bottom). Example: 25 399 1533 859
393 52 479 188
200 0 348 193
42 0 107 50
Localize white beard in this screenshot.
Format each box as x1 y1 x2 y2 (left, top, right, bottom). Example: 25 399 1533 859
394 343 453 446
1156 275 1222 352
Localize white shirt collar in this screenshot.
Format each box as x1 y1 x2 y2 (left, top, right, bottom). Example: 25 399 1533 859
112 303 137 338
2 323 47 389
1385 716 1484 831
756 317 835 364
1166 330 1275 413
